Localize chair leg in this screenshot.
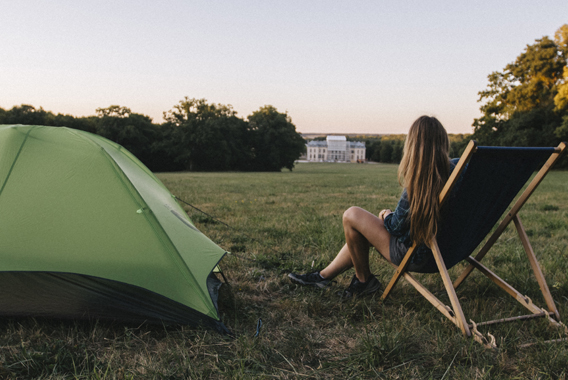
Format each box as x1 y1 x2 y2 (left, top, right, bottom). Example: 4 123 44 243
431 239 471 337
513 215 560 321
398 269 460 325
381 243 417 301
382 238 471 337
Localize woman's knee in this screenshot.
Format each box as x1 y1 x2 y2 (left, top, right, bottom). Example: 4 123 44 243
343 206 386 231
343 206 379 225
342 206 362 226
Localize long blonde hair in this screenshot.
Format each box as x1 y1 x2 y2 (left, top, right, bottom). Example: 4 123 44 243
398 116 450 247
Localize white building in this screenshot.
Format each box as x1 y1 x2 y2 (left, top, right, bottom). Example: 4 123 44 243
306 136 366 163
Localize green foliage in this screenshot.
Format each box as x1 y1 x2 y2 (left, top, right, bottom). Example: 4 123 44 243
0 98 306 172
380 141 394 162
247 105 306 171
94 105 158 169
365 138 382 161
161 97 253 171
364 136 405 163
0 104 98 133
0 104 474 171
472 24 568 159
365 134 469 163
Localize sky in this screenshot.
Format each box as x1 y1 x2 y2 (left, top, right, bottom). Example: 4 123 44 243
1 1 566 134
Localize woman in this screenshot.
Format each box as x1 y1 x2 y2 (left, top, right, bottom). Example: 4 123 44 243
288 115 453 297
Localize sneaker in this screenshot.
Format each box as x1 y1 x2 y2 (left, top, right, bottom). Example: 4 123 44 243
341 274 381 298
288 271 331 289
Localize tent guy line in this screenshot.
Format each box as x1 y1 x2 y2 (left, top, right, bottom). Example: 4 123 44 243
175 195 278 262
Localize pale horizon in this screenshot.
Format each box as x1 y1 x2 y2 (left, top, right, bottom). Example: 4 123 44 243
2 1 566 135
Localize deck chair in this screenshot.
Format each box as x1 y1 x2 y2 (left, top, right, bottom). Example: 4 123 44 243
380 140 567 347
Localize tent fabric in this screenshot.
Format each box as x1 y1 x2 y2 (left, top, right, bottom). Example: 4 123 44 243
0 272 223 328
0 125 228 332
416 146 554 273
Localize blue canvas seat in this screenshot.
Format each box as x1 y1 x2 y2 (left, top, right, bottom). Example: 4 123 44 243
381 140 567 347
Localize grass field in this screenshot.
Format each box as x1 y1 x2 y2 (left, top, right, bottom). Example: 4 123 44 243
1 162 568 379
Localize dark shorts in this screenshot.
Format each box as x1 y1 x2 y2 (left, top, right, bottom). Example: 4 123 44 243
389 235 430 272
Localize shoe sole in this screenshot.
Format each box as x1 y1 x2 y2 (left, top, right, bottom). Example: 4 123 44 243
288 273 329 289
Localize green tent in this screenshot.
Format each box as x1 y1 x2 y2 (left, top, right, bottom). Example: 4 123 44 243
0 124 228 332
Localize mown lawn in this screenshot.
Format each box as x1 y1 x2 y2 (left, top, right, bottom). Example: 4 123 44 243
1 162 567 379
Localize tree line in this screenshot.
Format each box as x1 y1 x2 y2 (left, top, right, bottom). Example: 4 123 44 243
0 98 306 172
3 24 566 170
343 134 467 163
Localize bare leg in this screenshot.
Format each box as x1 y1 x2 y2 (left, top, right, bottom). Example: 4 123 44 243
319 243 352 279
320 207 392 282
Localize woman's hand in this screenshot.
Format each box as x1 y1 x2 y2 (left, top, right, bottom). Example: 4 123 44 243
379 209 392 221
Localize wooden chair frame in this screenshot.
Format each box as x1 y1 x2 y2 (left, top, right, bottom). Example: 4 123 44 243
380 140 567 347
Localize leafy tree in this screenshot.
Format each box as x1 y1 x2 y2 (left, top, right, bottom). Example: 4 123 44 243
365 137 405 163
391 140 403 163
555 66 568 113
162 97 228 170
449 136 466 158
94 105 159 169
1 99 306 172
96 105 132 118
379 141 393 163
365 138 382 161
555 24 568 56
247 105 305 171
146 123 185 172
0 104 96 132
472 25 568 148
162 97 253 171
0 104 50 125
189 115 252 171
553 25 568 142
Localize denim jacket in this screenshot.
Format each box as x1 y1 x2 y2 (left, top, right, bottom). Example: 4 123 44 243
383 158 460 261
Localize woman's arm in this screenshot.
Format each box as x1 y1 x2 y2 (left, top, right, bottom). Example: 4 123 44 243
383 189 410 237
379 209 392 220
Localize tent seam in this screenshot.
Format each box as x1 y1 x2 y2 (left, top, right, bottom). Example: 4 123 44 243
0 126 36 199
69 128 217 314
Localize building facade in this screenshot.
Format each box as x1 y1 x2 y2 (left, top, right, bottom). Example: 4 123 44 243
306 136 366 163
